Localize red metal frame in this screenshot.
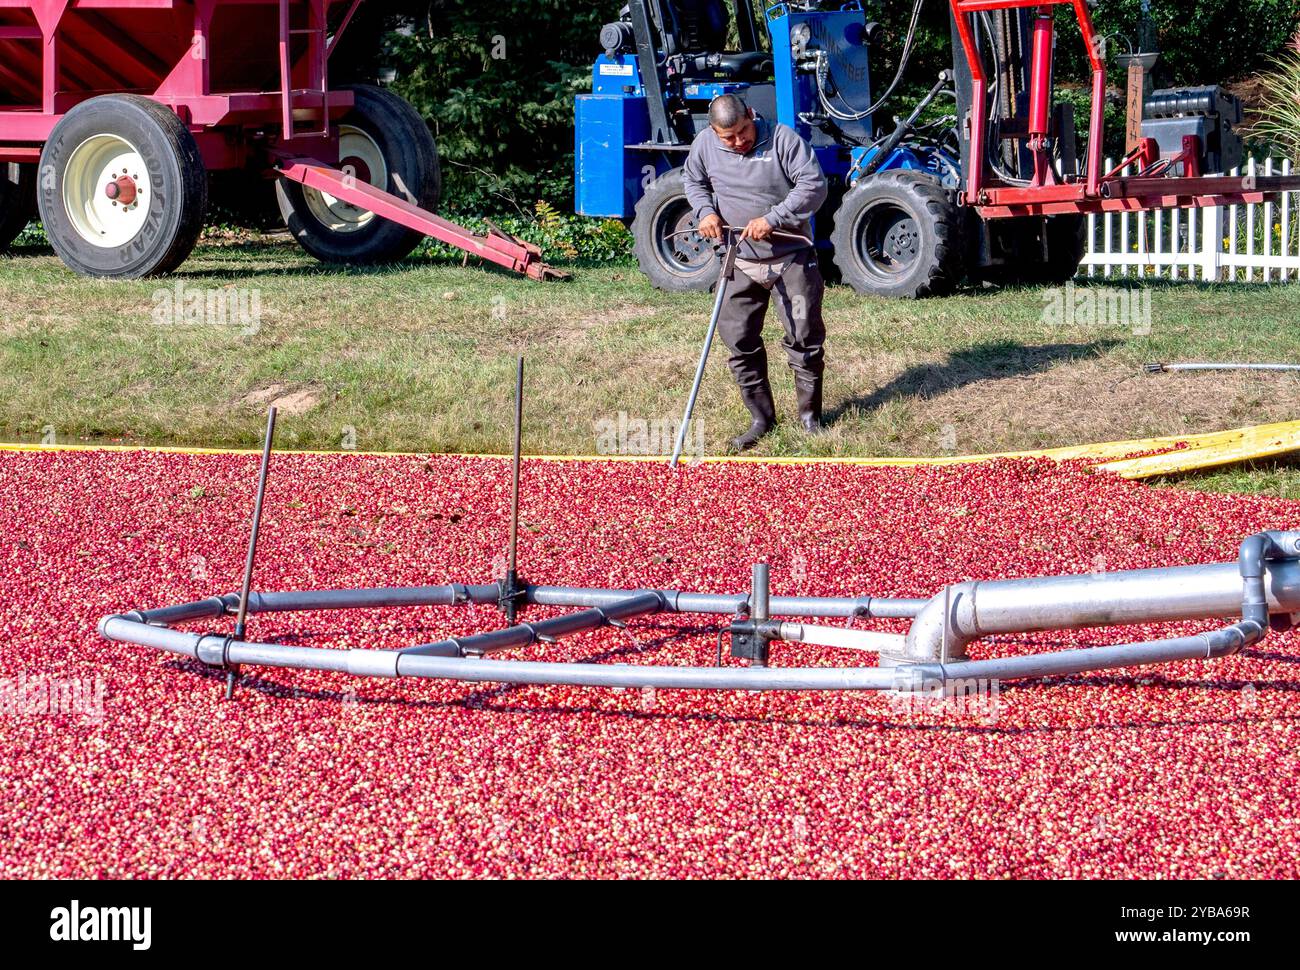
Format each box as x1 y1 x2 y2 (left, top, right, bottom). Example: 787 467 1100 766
275 158 566 281
0 1 360 159
948 0 1300 218
0 0 561 281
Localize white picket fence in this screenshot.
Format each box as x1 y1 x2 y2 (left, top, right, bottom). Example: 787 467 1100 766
1081 156 1300 282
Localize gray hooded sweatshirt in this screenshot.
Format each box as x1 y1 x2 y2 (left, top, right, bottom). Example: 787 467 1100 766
681 114 827 261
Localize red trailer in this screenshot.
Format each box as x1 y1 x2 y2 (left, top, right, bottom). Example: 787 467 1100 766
0 0 564 280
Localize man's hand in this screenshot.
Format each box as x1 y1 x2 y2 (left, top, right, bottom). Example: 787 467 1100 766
739 216 773 242
697 213 723 240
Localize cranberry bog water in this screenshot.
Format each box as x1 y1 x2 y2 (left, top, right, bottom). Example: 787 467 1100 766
3 448 1299 878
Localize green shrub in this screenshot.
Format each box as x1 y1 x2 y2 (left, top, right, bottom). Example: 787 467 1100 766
415 203 632 266
1254 42 1300 158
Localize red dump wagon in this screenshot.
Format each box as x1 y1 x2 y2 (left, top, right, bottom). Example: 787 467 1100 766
0 0 562 279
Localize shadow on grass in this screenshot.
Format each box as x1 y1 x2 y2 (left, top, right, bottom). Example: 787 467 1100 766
174 252 598 284
3 231 603 282
827 338 1121 423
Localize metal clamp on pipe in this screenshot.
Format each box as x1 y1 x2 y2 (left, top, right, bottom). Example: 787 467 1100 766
193 633 232 668
730 564 782 666
497 575 527 623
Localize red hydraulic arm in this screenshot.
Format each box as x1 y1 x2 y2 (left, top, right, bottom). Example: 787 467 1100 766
276 158 568 281
947 0 1300 218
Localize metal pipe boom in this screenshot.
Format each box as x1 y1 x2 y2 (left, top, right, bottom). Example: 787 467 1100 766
98 532 1300 697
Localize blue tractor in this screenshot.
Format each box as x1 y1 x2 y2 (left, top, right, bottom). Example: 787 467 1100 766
574 0 965 298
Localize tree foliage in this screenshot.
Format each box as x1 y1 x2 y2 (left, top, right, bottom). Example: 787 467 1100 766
339 0 1300 216
335 1 605 215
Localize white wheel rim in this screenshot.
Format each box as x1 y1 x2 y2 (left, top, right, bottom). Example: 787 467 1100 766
302 125 387 233
63 134 150 248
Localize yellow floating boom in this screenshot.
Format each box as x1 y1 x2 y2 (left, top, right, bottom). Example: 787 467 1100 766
2 420 1298 479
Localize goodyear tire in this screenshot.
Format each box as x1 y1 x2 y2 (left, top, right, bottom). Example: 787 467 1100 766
37 95 207 278
631 167 721 292
0 162 37 252
831 170 964 299
277 84 441 265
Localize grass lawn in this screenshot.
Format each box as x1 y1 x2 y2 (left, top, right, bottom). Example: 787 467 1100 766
2 232 1299 496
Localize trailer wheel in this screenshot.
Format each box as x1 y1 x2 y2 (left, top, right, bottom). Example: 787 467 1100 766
277 85 441 265
631 168 721 292
0 163 37 252
37 96 207 278
830 170 964 299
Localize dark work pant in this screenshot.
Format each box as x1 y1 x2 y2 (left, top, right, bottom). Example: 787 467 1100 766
716 247 826 394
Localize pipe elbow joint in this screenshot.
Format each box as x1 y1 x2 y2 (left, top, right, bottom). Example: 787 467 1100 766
1206 620 1266 658
1238 533 1271 579
904 581 979 663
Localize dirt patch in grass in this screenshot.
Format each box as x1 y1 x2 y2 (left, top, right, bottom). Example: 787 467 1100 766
236 382 325 416
831 350 1300 453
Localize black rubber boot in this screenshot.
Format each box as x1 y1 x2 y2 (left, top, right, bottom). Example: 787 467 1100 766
730 381 777 451
795 377 824 433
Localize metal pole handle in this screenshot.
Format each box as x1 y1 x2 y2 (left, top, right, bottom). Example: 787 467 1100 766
668 273 730 468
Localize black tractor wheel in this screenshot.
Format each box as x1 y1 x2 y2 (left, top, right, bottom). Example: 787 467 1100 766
830 170 964 299
631 167 721 292
277 84 441 265
0 162 37 252
37 95 207 278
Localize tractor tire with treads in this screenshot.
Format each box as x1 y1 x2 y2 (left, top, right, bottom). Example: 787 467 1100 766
831 170 964 299
277 84 441 265
631 167 721 292
0 162 37 252
37 95 207 278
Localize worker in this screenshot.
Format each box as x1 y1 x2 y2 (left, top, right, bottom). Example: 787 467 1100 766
681 93 829 451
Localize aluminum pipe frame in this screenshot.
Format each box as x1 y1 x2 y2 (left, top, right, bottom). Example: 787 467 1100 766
98 580 929 692
97 532 1300 695
901 531 1300 664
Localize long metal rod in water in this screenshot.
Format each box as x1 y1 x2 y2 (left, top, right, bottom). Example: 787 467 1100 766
229 406 278 699
668 228 810 468
526 585 925 618
669 262 730 468
504 356 524 623
97 614 1265 692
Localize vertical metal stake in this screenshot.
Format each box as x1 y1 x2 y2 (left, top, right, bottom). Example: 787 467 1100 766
228 406 278 699
751 562 770 667
504 356 524 624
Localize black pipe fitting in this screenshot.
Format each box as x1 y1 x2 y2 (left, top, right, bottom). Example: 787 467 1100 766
1237 531 1300 649
729 618 782 666
497 570 526 624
